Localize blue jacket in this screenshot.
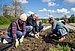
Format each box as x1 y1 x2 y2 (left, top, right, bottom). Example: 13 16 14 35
51 20 69 36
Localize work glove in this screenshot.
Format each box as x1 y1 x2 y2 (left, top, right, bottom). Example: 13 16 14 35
29 32 34 37
20 36 24 43
15 39 19 48
35 33 39 39
36 32 39 37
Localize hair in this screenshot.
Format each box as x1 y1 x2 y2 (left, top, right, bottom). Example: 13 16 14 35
49 17 55 22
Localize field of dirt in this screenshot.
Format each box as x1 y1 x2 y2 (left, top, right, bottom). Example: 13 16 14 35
5 29 75 51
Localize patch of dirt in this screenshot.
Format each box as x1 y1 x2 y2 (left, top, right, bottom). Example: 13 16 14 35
4 29 75 51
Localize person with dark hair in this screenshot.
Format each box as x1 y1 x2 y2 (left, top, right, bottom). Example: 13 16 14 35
48 17 69 41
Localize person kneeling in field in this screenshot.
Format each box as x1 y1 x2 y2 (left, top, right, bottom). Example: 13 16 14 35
26 14 40 39
7 13 32 47
48 17 69 42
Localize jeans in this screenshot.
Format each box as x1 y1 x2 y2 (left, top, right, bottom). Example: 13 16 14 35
8 31 22 38
48 28 68 37
39 25 43 32
8 26 33 38
32 26 39 34
26 26 33 33
32 25 43 34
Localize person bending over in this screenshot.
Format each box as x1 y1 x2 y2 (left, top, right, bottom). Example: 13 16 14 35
48 17 69 41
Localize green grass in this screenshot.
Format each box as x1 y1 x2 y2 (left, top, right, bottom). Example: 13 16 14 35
0 24 9 28
49 44 71 51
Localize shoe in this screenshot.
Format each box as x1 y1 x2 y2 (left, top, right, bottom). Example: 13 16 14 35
59 36 65 42
3 39 8 44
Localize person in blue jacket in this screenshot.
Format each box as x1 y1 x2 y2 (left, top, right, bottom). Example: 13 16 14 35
26 14 39 38
48 17 69 41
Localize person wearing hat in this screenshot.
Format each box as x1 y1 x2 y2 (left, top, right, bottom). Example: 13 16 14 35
48 17 69 41
7 13 29 47
26 14 39 39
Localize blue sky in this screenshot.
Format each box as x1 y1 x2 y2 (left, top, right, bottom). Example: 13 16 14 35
0 0 75 18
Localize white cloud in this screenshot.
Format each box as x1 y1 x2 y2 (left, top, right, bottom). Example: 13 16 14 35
56 8 70 14
39 8 47 12
39 10 43 12
47 10 51 12
48 2 56 7
47 10 56 13
28 11 34 14
42 0 56 7
42 8 47 11
51 10 56 13
17 0 28 3
71 8 75 12
39 8 56 13
42 0 53 2
64 0 75 4
48 14 53 17
67 16 70 18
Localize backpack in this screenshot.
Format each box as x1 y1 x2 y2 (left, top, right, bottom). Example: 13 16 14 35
58 28 68 36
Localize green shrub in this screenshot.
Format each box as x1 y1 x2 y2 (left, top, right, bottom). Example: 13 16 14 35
0 16 16 25
49 44 71 51
41 19 46 23
68 14 75 23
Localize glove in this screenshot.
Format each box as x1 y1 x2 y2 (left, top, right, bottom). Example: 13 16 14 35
36 32 39 37
35 33 39 39
15 39 19 48
20 36 24 43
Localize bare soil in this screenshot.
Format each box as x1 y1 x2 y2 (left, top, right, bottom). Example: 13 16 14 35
4 29 75 51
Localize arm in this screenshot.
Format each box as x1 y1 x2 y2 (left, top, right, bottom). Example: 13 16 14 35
52 21 56 31
22 22 26 37
12 22 17 39
19 22 26 43
12 21 20 47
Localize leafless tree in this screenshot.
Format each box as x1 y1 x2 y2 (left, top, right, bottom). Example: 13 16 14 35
0 4 3 16
12 0 23 17
2 0 23 17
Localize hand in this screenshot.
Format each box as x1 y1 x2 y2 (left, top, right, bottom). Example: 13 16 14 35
59 36 65 42
29 32 34 37
20 36 24 43
15 39 19 48
37 33 39 37
35 33 39 39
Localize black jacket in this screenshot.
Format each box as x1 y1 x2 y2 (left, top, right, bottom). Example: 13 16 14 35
26 15 37 27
